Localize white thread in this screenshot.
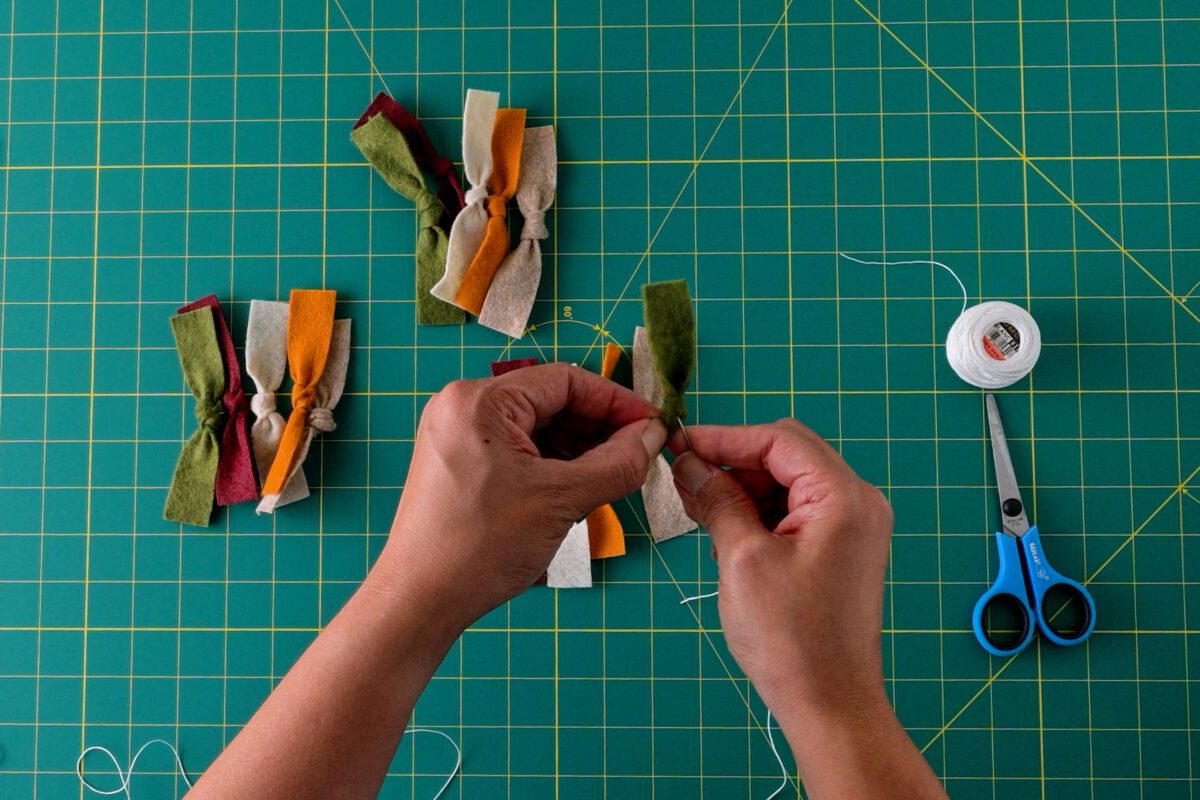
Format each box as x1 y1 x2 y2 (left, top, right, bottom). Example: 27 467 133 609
839 254 1040 389
406 727 462 799
77 739 193 798
763 710 790 800
679 590 719 604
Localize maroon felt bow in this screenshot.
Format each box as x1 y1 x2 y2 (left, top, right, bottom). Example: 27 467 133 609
177 295 259 505
354 93 466 227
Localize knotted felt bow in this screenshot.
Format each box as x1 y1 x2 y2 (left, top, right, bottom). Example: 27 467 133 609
351 113 464 325
260 289 336 497
245 300 292 490
586 343 626 559
633 325 696 543
258 318 351 514
641 279 694 430
454 108 526 314
177 295 258 505
163 308 226 527
478 125 556 338
353 92 465 227
432 90 500 305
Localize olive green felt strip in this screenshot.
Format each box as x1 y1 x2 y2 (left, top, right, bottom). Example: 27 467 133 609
641 280 695 430
351 113 464 325
163 307 226 527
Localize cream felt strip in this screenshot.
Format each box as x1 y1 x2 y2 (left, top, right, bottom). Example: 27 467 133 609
546 520 593 588
431 89 499 304
245 300 292 490
633 326 696 543
257 319 351 514
478 125 557 338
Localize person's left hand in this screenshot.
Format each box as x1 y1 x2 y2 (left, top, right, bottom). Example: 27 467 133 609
373 362 666 632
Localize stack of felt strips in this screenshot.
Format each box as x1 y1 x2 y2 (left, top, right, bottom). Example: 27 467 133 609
352 91 557 338
490 280 698 589
163 290 351 527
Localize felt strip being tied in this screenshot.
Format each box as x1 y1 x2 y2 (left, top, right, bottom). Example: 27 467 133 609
260 289 337 496
633 326 696 543
258 318 352 514
547 520 593 588
177 295 258 505
351 113 464 325
478 125 557 338
163 308 226 527
587 343 626 560
245 300 292 489
353 92 465 227
641 279 695 430
454 109 527 314
432 89 500 305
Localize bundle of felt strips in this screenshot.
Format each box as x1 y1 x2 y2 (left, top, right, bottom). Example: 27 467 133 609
498 280 699 588
163 290 351 527
351 90 556 337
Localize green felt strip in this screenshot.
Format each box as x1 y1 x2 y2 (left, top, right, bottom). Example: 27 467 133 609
163 307 226 527
351 114 465 325
641 279 695 430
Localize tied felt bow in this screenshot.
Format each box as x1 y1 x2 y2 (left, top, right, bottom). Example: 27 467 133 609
454 108 526 314
351 113 464 325
633 326 696 543
432 89 500 305
163 308 226 527
353 93 465 228
258 319 351 514
245 300 291 490
260 289 337 497
177 295 258 505
479 126 556 338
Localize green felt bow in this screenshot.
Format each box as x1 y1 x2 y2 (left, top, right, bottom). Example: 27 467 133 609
163 307 226 526
351 113 465 325
641 280 695 430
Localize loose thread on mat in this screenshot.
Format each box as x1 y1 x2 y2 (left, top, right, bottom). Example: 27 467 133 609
838 253 968 315
407 727 462 800
77 739 193 798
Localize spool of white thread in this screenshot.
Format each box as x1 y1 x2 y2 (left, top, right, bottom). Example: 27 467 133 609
839 254 1042 390
944 301 1041 389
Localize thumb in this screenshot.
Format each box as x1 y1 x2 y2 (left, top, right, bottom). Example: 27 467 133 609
672 451 769 554
557 418 667 511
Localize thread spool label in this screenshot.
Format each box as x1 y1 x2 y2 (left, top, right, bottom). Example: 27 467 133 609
982 322 1021 361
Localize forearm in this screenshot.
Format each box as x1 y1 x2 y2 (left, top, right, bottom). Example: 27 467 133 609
186 547 460 800
773 687 946 800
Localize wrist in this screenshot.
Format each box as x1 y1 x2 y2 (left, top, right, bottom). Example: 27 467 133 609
359 543 467 653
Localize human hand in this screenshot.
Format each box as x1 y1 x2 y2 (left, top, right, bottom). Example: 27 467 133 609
669 419 894 726
376 363 666 633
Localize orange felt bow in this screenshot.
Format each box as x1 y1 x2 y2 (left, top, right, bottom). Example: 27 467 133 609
261 289 336 495
454 108 526 314
588 343 627 559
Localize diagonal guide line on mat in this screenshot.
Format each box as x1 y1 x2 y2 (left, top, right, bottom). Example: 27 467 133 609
918 462 1200 753
852 0 1200 327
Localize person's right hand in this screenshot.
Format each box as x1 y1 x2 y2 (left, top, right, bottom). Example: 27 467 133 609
669 419 894 726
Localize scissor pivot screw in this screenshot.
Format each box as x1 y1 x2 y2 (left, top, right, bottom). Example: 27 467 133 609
1002 498 1023 517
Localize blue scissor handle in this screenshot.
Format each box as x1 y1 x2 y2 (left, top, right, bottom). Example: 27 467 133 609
1020 526 1096 647
973 526 1096 656
973 532 1036 657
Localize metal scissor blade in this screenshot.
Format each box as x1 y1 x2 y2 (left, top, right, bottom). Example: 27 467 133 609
986 394 1030 537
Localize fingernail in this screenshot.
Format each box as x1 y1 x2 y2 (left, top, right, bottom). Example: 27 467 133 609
674 451 716 495
641 418 668 457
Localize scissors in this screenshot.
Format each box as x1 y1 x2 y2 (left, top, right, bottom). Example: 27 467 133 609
972 394 1096 657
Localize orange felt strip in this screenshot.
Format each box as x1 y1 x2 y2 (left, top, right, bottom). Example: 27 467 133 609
600 342 620 379
454 108 526 314
587 341 627 559
261 289 336 495
587 503 626 559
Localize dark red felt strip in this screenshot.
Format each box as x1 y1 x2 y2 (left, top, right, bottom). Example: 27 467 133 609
490 357 539 377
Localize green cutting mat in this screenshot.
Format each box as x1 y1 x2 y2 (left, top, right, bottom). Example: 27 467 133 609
2 0 1199 797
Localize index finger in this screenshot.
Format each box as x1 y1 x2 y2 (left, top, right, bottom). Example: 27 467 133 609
668 419 853 485
491 361 660 430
